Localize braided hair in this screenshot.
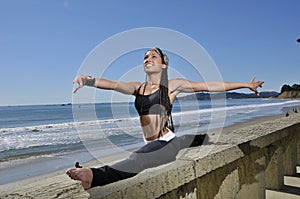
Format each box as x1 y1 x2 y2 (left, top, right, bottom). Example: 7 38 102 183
144 47 175 132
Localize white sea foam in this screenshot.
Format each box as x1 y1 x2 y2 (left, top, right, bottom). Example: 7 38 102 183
173 100 300 117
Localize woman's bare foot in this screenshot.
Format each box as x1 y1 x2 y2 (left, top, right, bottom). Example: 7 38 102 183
66 168 93 190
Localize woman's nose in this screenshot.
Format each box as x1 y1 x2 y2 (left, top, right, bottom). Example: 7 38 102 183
144 57 151 63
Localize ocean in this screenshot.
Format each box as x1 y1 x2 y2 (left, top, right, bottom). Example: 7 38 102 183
1 98 300 185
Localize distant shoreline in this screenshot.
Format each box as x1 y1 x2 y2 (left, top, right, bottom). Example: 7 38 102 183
176 91 280 101
4 91 300 107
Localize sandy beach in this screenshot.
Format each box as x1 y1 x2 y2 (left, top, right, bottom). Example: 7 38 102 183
0 107 298 199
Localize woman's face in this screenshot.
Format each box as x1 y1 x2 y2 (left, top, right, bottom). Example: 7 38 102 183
143 50 166 73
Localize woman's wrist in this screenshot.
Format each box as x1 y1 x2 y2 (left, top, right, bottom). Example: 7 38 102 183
85 76 96 87
246 82 252 89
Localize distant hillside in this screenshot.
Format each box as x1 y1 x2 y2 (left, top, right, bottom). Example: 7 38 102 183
177 91 279 101
278 91 300 99
278 84 300 99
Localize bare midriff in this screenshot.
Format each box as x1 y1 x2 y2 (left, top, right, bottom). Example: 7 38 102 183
139 114 169 141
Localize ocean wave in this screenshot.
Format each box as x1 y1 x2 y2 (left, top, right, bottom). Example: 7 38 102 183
173 99 300 117
0 116 140 134
0 142 84 161
1 99 300 155
2 99 299 134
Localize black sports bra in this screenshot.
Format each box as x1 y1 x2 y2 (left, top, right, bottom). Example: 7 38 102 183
134 85 172 116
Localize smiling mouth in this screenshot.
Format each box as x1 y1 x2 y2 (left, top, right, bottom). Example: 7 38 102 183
145 63 153 68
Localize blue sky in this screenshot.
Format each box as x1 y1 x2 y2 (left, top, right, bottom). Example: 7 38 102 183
1 0 299 106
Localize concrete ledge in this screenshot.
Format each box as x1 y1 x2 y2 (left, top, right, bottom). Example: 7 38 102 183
88 113 300 199
266 189 300 199
284 176 300 188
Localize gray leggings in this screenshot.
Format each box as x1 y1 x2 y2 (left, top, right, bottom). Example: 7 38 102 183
90 134 206 187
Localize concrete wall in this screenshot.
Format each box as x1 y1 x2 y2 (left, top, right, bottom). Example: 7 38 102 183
88 113 300 199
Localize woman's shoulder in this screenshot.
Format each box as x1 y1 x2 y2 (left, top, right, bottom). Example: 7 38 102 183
169 78 186 81
169 78 188 86
131 81 144 95
168 78 188 93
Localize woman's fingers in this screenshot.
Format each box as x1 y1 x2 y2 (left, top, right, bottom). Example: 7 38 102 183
72 76 85 93
73 86 81 93
249 76 265 96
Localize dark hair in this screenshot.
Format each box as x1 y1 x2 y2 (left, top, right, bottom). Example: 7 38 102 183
144 47 174 132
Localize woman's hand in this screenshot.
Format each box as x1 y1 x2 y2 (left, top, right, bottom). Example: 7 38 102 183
72 75 95 93
249 76 264 96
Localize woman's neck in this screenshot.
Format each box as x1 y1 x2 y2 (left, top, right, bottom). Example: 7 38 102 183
147 73 161 86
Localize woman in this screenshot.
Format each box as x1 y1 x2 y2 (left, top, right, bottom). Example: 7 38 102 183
67 47 264 189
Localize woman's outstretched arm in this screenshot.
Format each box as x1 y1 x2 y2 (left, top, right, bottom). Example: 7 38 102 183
73 75 140 95
170 76 264 96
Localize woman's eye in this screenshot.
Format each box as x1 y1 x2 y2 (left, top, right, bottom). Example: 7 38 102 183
143 54 158 60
